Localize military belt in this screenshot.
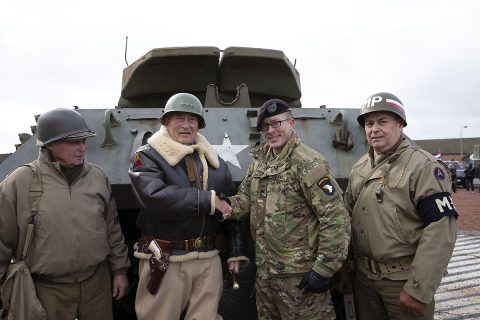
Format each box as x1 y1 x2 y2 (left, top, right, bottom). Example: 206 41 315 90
358 255 413 275
140 233 224 253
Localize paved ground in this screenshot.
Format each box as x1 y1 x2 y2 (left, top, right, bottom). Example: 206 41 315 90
434 188 480 319
435 232 480 319
452 187 480 232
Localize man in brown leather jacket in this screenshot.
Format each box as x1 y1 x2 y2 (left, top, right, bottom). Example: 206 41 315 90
345 92 458 320
129 93 249 320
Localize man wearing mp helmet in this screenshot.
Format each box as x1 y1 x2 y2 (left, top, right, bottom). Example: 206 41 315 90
345 92 458 319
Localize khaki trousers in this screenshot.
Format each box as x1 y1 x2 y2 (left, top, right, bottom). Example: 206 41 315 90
255 275 335 320
135 255 223 320
354 271 434 320
33 262 112 320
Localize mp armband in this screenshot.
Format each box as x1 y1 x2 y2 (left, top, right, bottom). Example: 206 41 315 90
417 192 458 226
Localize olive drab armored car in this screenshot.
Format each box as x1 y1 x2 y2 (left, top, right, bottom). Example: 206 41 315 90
0 46 369 319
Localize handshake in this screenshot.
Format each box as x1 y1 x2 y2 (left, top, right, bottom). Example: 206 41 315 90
212 193 232 222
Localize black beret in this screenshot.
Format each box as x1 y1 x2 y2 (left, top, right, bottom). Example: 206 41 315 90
257 99 290 131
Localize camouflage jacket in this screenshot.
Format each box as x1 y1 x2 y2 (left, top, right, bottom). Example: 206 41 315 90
229 134 350 278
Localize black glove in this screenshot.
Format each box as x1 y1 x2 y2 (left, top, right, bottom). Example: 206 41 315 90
297 270 332 293
212 210 224 222
222 220 248 259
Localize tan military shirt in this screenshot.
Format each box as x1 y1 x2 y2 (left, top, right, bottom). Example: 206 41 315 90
345 138 458 303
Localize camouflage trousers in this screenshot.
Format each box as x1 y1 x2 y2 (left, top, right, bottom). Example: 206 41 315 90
255 274 335 320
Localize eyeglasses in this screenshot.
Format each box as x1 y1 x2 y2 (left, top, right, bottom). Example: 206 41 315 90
259 118 292 132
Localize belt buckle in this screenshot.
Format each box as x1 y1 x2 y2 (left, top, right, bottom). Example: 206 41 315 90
194 237 204 249
367 258 379 274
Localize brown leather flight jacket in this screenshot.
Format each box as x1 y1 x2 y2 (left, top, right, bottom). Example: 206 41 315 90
129 142 247 259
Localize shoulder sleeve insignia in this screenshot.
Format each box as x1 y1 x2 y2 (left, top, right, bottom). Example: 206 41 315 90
133 152 144 168
318 176 336 195
433 167 445 180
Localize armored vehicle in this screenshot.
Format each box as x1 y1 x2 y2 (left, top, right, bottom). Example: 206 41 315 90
0 46 368 319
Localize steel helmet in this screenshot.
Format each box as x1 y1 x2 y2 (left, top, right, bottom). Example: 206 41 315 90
357 92 407 127
161 93 206 128
36 108 96 146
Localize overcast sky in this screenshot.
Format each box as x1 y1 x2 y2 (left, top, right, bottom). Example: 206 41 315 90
1 0 479 154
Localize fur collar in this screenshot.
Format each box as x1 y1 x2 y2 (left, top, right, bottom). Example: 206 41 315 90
147 126 219 169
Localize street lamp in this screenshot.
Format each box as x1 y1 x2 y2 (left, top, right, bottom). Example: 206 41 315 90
460 125 468 160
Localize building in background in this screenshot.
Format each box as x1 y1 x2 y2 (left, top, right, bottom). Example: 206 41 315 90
414 137 480 162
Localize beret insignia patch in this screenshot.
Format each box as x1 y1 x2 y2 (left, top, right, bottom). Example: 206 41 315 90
318 176 335 195
433 167 445 180
133 152 144 168
267 103 277 113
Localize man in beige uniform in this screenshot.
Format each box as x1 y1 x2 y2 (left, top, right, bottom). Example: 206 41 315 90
345 92 458 320
0 108 130 319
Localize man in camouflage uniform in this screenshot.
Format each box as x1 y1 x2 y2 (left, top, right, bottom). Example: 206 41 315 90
227 99 351 319
345 92 458 319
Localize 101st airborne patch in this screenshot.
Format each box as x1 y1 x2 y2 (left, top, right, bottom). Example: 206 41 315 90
318 176 335 195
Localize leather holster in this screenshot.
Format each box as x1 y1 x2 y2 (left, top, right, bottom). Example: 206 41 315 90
146 239 170 295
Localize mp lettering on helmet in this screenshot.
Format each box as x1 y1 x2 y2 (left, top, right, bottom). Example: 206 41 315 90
362 95 405 112
362 96 383 110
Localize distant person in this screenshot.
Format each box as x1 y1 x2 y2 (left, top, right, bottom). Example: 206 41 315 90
227 99 351 319
345 92 458 319
464 162 475 193
477 164 480 193
447 160 457 193
0 108 130 320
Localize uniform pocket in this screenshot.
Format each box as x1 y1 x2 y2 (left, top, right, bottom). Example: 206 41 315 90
391 207 409 244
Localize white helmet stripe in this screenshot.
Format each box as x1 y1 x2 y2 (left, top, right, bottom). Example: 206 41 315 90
386 98 404 111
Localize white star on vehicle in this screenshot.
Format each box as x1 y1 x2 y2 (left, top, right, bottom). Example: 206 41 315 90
213 132 249 169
